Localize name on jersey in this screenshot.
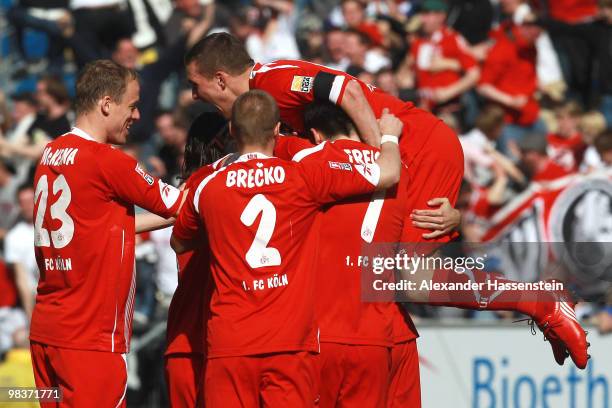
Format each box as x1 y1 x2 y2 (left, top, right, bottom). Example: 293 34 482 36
43 257 72 272
40 147 79 166
291 76 314 93
247 273 289 291
226 166 286 188
343 149 379 165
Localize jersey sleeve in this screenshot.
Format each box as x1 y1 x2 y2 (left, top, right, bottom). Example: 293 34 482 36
251 61 352 108
172 186 201 242
99 147 183 218
297 159 378 205
274 135 314 160
479 42 507 86
452 34 478 71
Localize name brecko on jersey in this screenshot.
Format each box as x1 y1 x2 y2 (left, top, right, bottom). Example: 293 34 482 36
226 164 286 188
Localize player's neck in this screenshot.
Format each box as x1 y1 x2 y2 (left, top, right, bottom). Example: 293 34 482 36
74 115 108 144
330 134 359 143
239 144 274 157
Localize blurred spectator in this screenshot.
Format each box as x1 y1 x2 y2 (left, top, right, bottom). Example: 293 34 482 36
0 259 27 355
111 37 140 70
447 0 494 46
323 28 349 71
0 93 38 183
543 0 599 107
517 132 572 182
344 28 390 73
338 0 382 46
0 92 11 136
150 227 178 305
33 75 72 138
536 0 612 125
409 0 480 116
498 0 566 101
0 160 19 242
70 0 135 58
245 0 300 63
546 101 587 172
4 184 37 320
152 112 188 184
478 22 547 155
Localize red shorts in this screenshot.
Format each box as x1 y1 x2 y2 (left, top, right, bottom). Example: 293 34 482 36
204 351 318 407
165 353 204 408
387 339 421 408
401 121 463 243
319 343 390 408
30 341 127 408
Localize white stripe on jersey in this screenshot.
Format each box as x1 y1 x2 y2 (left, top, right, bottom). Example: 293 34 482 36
111 304 117 352
329 76 346 104
292 141 327 162
124 264 137 350
194 168 226 214
115 353 128 408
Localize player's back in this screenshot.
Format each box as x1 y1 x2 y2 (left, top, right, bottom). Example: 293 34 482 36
196 153 324 358
31 129 178 353
295 139 407 346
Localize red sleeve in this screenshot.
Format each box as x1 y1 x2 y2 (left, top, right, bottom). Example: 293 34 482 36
99 147 183 218
297 159 378 205
173 166 214 241
251 61 352 108
274 135 314 160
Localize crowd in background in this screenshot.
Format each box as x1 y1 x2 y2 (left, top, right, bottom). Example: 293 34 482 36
0 0 612 403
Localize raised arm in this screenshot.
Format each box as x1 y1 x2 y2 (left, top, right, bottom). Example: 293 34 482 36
373 109 402 190
340 80 382 147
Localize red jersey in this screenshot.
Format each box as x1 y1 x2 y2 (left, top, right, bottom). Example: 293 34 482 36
249 59 445 165
480 28 539 126
411 27 477 91
291 139 408 347
165 159 224 356
547 132 586 173
172 151 379 358
31 128 182 353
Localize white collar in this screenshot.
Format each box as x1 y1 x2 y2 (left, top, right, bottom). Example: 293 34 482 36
235 152 272 163
71 127 97 142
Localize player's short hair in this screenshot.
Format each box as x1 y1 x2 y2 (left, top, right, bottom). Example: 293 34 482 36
75 59 138 117
185 33 254 78
231 90 279 146
303 101 354 141
182 112 229 180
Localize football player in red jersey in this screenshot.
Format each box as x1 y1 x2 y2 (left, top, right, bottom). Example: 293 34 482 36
171 90 403 407
30 60 185 407
163 112 228 408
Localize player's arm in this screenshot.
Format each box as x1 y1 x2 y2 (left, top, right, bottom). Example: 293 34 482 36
339 80 382 147
170 185 203 254
136 212 175 233
373 109 402 190
312 72 381 147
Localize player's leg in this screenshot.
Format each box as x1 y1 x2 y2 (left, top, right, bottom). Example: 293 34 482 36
30 341 59 408
204 356 259 408
43 346 127 408
260 351 319 408
164 352 204 408
387 339 421 408
337 345 390 408
318 342 344 408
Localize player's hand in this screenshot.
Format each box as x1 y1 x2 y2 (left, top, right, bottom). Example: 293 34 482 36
508 94 528 110
411 197 461 239
378 108 403 137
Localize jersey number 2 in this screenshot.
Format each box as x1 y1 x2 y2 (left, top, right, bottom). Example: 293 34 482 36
34 175 74 248
240 194 281 268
